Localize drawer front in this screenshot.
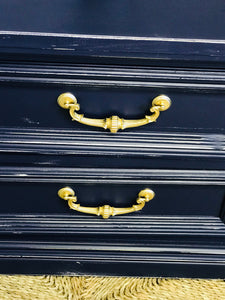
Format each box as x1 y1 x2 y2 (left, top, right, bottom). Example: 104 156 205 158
0 180 224 218
0 177 225 277
1 83 225 134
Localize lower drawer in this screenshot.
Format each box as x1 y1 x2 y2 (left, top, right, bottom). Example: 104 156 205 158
1 181 224 218
0 169 225 277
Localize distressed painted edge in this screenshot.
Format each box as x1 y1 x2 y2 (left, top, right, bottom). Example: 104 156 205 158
1 128 224 159
0 166 225 185
0 32 225 65
2 62 225 90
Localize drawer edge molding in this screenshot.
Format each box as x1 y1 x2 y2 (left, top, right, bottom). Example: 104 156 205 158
0 215 223 236
1 32 225 67
0 214 224 276
0 215 224 277
0 250 224 277
0 128 224 159
2 63 225 90
1 167 225 185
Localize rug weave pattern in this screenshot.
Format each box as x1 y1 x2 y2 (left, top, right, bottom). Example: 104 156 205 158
0 276 224 300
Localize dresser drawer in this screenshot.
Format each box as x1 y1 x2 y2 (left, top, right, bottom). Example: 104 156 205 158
0 177 224 219
1 82 225 134
0 178 224 277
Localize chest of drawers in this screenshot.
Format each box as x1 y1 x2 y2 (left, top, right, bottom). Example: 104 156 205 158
0 0 225 278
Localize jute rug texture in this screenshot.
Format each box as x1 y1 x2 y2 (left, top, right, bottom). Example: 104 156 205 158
0 276 224 300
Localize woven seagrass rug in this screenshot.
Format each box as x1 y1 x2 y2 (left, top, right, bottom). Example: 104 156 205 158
0 276 224 300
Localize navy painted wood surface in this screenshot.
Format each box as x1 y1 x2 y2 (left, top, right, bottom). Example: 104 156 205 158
0 0 224 39
0 128 225 170
0 1 225 278
1 33 225 67
0 63 224 276
0 215 224 277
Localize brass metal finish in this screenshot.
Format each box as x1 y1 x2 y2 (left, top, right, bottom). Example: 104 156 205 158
58 187 155 219
57 93 171 133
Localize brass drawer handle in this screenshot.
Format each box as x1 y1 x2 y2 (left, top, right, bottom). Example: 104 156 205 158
58 187 155 219
57 93 171 133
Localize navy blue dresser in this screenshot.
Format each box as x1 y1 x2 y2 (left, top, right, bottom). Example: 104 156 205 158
0 0 225 278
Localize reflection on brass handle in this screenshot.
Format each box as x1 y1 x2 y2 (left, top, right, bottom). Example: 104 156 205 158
58 187 155 219
57 93 171 133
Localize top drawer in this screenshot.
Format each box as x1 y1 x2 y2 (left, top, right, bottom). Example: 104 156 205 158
1 67 225 134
